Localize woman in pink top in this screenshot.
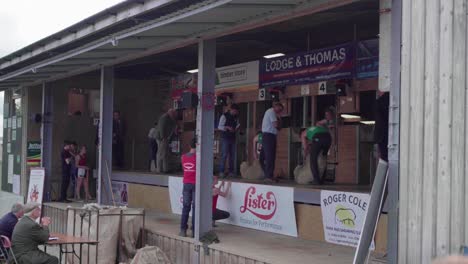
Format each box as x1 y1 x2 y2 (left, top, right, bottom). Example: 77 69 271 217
75 146 92 201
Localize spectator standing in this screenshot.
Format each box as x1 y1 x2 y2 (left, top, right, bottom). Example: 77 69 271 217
113 110 125 169
252 131 265 172
217 104 240 178
148 122 158 171
59 142 72 202
179 138 197 238
0 203 24 240
375 91 389 161
261 102 284 183
69 142 78 199
75 146 92 201
12 203 58 264
156 109 178 173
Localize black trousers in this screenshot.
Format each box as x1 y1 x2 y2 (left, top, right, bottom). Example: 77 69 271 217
213 209 230 221
258 149 265 172
60 167 71 201
262 133 277 179
310 133 332 183
113 142 124 168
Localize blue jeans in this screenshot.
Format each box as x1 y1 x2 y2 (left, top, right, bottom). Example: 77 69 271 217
219 138 236 174
180 183 195 231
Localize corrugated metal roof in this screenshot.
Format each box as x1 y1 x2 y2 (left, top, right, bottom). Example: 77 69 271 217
0 0 358 89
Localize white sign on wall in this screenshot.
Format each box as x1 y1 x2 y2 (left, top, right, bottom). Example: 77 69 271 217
300 85 310 95
320 190 375 249
27 168 45 204
7 155 14 184
13 175 21 195
168 177 298 237
215 61 259 89
111 181 129 206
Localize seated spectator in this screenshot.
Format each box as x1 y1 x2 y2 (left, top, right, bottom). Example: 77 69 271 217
212 176 231 227
0 203 24 240
12 202 58 264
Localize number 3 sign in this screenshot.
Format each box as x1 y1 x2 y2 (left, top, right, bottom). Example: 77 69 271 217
258 88 266 101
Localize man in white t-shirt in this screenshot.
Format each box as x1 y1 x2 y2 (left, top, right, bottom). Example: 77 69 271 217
261 102 284 183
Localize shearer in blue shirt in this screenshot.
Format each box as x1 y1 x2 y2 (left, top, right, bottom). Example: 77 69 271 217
0 203 24 240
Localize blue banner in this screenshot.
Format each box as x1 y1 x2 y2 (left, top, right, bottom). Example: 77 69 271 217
259 43 354 88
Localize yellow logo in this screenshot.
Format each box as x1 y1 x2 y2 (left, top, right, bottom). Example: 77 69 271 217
335 205 356 228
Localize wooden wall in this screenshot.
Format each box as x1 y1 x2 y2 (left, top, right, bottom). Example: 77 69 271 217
399 0 468 262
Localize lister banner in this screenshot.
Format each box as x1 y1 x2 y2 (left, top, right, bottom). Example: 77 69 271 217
168 177 298 237
260 43 354 88
320 190 375 249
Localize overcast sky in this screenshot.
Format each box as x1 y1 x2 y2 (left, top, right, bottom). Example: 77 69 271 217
0 1 123 136
0 0 123 57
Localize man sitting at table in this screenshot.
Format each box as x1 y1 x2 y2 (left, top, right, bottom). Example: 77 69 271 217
11 202 58 264
0 203 24 240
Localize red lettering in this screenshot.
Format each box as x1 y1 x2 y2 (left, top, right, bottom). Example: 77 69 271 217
239 187 277 220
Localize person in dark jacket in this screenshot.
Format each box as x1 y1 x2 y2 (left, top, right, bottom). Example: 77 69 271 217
59 141 72 202
217 104 240 178
0 203 24 240
113 110 125 169
375 91 389 161
11 203 58 264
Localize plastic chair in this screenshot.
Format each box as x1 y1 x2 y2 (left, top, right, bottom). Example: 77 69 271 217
0 236 17 264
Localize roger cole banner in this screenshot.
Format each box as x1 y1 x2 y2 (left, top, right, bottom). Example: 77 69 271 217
320 190 375 249
260 43 354 88
168 177 298 237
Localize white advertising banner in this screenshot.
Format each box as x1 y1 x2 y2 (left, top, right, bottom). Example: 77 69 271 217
111 181 129 206
320 190 375 249
215 61 259 89
27 168 45 204
168 176 298 237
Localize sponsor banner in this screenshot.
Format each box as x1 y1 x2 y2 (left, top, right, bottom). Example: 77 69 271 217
260 43 354 88
168 176 297 237
168 177 190 216
111 181 129 206
320 190 375 249
171 61 259 91
27 168 45 204
27 141 42 166
215 61 259 89
356 39 379 79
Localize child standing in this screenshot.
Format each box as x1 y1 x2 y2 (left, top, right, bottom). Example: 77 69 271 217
179 138 197 237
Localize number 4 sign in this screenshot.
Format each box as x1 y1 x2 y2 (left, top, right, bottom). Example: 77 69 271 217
318 81 327 95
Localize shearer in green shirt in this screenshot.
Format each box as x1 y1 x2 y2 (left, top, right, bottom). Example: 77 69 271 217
301 124 332 185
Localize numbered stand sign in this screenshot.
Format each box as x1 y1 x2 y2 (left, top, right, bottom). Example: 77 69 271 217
318 82 327 95
258 88 266 101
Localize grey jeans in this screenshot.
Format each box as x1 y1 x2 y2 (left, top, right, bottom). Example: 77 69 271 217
156 138 169 173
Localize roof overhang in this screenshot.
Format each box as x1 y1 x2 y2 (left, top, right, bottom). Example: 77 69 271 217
0 0 358 90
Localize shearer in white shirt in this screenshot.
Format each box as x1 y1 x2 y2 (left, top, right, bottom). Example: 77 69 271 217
261 102 284 183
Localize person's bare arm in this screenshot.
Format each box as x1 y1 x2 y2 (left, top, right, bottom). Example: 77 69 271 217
316 119 327 126
219 181 231 197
